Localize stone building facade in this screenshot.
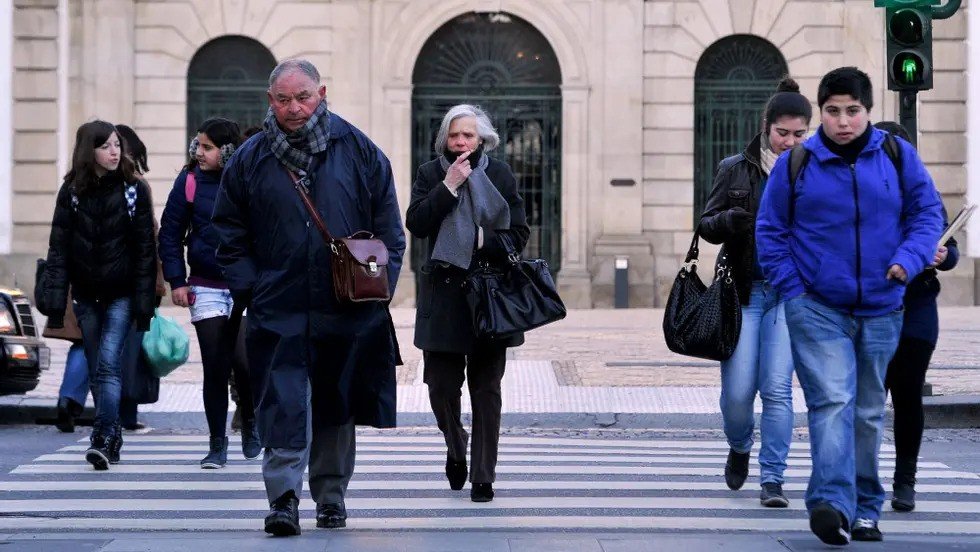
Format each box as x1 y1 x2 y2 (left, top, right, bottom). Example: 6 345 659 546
1 0 976 307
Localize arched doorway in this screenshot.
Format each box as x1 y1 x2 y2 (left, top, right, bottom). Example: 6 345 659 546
693 35 788 224
411 12 562 279
186 36 277 141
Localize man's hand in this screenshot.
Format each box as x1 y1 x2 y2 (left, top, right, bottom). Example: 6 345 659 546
443 150 473 191
886 264 908 283
931 246 948 268
171 286 191 308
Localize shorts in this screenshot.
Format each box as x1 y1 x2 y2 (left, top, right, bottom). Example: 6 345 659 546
188 285 234 323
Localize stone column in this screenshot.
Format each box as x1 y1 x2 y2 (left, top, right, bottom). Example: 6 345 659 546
0 0 13 255
969 0 980 260
73 0 134 124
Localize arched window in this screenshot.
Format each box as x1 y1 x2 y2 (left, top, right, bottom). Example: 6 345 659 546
411 12 562 276
693 35 788 224
186 36 277 140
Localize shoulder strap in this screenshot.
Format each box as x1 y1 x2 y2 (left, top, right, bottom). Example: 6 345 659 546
787 145 811 225
882 133 904 194
125 183 137 219
184 171 197 204
285 169 337 247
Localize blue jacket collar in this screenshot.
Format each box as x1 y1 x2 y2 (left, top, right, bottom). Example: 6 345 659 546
804 125 887 163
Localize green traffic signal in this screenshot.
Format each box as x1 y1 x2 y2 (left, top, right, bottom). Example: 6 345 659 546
893 52 925 86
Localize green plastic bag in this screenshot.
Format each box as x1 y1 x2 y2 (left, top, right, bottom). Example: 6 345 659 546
141 309 190 378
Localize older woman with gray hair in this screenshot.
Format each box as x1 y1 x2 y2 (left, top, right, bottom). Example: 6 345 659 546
406 104 530 502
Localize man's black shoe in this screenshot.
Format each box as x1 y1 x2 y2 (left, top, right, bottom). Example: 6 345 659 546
446 457 467 491
809 502 850 546
122 421 146 431
851 518 883 542
264 491 300 536
471 482 494 502
760 482 789 508
315 502 347 529
55 397 78 433
724 449 750 490
892 474 916 512
85 433 111 471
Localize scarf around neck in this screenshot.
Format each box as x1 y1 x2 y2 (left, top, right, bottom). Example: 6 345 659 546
431 152 511 269
759 134 779 176
263 101 331 174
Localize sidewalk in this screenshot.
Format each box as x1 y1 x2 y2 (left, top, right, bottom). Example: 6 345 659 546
4 307 979 417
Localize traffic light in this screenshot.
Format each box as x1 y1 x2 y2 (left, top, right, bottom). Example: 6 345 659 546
875 0 939 91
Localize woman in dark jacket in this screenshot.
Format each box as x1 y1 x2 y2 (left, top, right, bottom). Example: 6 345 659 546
874 121 960 512
698 78 812 507
159 117 258 468
406 104 529 503
41 120 157 470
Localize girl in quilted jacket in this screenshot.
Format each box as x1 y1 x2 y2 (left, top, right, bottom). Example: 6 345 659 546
158 117 259 468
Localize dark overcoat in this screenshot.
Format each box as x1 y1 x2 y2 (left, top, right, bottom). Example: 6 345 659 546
406 153 530 354
211 113 405 449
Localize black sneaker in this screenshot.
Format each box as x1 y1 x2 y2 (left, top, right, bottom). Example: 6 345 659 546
85 433 111 471
446 457 467 491
200 436 228 469
264 491 300 536
892 474 916 512
316 502 347 529
724 449 750 490
852 518 883 542
809 502 850 546
241 421 262 460
471 482 494 502
108 424 122 464
760 482 789 508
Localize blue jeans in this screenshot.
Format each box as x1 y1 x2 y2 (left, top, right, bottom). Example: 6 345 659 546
59 343 89 406
720 281 794 485
784 294 903 524
73 297 133 438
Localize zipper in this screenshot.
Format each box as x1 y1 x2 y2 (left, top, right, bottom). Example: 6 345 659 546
850 163 862 310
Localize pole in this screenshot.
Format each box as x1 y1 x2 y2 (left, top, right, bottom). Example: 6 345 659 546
933 0 962 21
899 90 918 147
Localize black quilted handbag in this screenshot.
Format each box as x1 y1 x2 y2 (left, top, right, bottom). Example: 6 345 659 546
464 235 567 340
662 232 742 361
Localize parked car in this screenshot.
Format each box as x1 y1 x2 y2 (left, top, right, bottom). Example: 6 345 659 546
0 286 49 395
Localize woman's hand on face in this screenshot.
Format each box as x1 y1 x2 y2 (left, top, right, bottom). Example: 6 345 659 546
444 150 473 191
171 286 191 308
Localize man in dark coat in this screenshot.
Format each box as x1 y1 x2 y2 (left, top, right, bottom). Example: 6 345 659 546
212 59 405 536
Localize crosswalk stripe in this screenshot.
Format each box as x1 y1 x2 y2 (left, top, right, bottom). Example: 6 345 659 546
53 444 901 459
11 463 974 479
0 516 976 533
2 480 979 494
32 452 942 469
107 435 896 451
1 497 978 513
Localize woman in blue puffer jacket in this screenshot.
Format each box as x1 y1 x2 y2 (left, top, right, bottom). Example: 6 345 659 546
159 117 259 468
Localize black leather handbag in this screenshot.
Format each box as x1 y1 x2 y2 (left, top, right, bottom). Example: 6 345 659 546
662 232 742 361
464 235 567 340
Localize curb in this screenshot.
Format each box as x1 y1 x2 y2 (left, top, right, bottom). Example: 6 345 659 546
923 395 980 429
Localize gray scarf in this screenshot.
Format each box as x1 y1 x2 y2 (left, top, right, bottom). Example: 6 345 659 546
263 101 331 174
431 153 510 269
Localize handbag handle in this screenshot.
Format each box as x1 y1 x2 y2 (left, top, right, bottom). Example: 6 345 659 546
286 169 339 254
684 231 700 265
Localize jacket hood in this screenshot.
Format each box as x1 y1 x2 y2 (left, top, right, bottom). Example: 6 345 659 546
805 125 887 164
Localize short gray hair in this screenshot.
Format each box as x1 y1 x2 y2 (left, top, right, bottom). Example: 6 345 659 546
433 104 500 155
268 59 320 89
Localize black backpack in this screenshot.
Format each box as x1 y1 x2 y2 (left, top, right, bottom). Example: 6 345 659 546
787 133 903 223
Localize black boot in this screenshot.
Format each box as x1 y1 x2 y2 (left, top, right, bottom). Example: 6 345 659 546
724 449 750 490
264 491 300 536
108 423 123 464
55 397 78 433
892 456 917 512
200 436 229 469
241 420 262 460
85 432 111 471
471 482 494 502
316 502 347 529
446 456 467 491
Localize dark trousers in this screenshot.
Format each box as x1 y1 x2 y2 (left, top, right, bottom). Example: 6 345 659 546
424 344 507 484
885 336 935 477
